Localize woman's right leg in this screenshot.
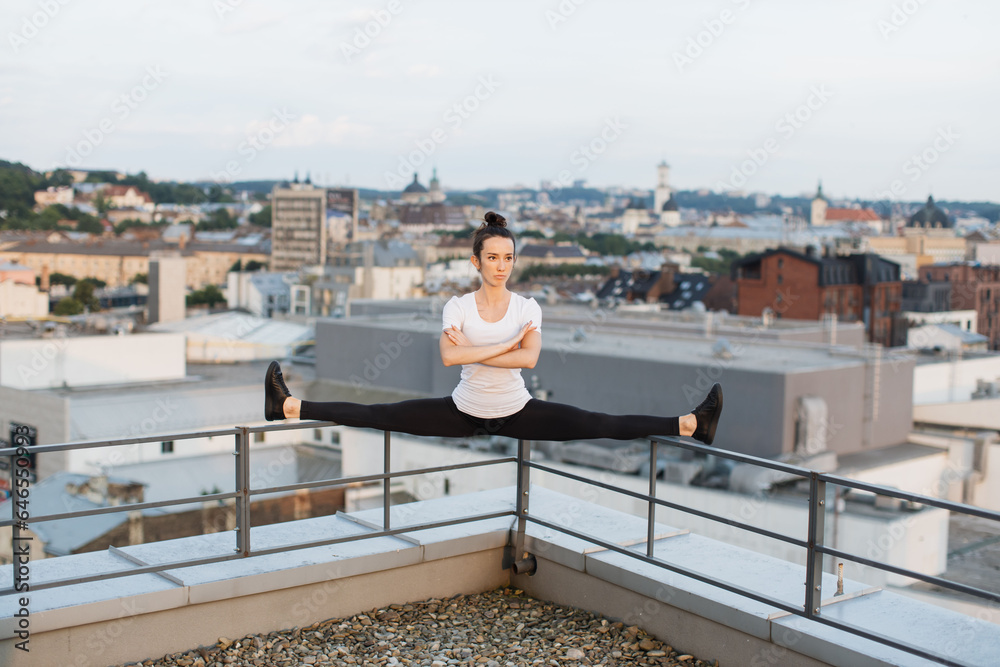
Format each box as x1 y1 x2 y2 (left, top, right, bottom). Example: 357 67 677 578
299 397 476 438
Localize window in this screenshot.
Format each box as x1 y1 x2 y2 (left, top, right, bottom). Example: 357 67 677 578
314 429 323 441
777 274 783 284
778 258 784 269
162 441 174 454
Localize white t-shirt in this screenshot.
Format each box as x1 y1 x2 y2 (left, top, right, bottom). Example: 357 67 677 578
442 292 543 419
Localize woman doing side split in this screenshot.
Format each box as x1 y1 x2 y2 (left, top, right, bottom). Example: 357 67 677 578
264 212 724 444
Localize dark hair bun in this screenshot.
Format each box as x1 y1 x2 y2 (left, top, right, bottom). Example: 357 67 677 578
484 211 507 227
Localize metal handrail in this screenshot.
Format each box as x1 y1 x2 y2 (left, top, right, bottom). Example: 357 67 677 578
1 423 997 667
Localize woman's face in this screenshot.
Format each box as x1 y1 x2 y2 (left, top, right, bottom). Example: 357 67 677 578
474 236 515 288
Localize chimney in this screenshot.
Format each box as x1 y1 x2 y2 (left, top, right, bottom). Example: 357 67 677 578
658 262 678 295
178 232 187 251
40 264 50 292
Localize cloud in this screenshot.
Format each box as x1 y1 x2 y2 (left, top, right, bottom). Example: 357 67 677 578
407 63 443 78
268 114 374 147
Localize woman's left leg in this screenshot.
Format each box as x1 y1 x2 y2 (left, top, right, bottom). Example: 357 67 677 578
494 399 681 442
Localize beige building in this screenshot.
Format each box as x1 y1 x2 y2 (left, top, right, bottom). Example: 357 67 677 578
104 185 154 211
0 239 268 290
863 234 967 280
0 283 48 319
271 184 327 271
34 186 75 208
516 243 588 267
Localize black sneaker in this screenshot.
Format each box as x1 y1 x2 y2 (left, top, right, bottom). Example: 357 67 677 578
264 361 291 421
692 383 723 445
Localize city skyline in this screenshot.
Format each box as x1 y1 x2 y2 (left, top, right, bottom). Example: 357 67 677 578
2 1 999 201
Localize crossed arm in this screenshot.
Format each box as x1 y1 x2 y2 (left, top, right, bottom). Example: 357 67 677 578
439 322 541 369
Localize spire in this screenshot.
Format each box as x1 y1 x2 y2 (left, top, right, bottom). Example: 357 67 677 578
815 180 825 200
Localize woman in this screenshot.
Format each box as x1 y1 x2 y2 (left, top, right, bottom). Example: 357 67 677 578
264 212 723 444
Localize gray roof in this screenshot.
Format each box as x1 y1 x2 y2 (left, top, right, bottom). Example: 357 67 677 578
249 272 297 297
0 472 164 557
933 323 989 344
4 239 268 257
0 262 33 272
519 244 586 259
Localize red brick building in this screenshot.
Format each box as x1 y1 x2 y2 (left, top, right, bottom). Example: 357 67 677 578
921 263 1000 350
732 247 903 346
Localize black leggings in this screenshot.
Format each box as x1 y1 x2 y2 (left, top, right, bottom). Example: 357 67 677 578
299 397 680 442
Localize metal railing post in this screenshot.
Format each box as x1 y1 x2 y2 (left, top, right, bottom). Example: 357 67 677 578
646 439 657 558
511 439 536 574
383 430 391 531
234 427 251 557
804 473 827 617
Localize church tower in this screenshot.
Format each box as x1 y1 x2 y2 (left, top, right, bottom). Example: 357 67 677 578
810 181 828 226
428 167 446 203
653 160 672 214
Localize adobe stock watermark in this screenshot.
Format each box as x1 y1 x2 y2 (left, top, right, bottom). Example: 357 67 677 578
673 0 753 73
545 0 589 31
548 117 628 189
210 108 297 183
871 125 959 203
876 0 930 39
63 66 168 168
213 0 244 19
383 76 501 189
340 0 405 63
8 0 72 53
715 85 833 193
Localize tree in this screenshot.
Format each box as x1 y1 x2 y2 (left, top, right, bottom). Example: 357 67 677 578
53 297 83 316
76 217 104 235
49 273 77 287
130 273 147 285
197 208 237 231
244 260 266 272
187 284 225 307
94 192 110 216
249 204 272 227
72 280 101 311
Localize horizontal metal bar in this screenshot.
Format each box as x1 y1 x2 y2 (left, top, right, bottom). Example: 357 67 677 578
251 457 517 496
0 509 516 597
0 428 240 457
0 551 244 594
0 491 238 527
527 461 808 549
649 435 813 477
817 544 1000 605
242 420 340 434
816 473 1000 522
246 509 515 559
525 514 804 616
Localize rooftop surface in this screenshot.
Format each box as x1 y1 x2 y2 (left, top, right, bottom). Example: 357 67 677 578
332 313 875 375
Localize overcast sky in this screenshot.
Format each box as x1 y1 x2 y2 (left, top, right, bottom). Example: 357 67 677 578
2 0 998 201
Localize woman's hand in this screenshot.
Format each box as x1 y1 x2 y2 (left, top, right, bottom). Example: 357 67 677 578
506 321 536 351
444 326 472 347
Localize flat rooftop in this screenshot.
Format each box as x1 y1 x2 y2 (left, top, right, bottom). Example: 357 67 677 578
332 313 881 375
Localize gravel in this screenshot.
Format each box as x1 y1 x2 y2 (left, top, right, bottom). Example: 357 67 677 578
117 587 717 667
